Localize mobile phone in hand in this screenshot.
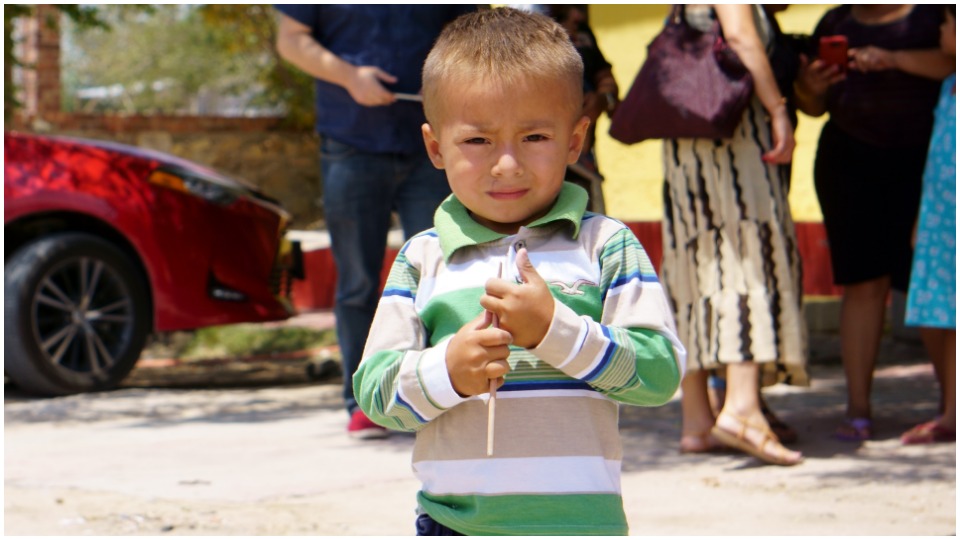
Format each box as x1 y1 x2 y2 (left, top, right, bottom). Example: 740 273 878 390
819 35 849 72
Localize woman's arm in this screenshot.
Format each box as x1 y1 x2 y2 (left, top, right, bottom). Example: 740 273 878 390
850 46 955 79
713 4 795 163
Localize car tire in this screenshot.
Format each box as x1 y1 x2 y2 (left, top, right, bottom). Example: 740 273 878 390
4 233 151 396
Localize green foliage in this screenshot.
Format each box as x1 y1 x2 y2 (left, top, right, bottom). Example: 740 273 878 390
50 4 112 31
9 4 313 128
4 5 32 120
5 4 152 122
62 5 246 114
196 4 314 128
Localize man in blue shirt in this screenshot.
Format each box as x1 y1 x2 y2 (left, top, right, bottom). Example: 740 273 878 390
275 5 477 438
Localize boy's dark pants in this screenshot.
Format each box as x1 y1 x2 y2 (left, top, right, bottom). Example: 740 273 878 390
416 514 463 536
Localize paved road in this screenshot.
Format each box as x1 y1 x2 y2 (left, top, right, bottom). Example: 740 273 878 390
4 333 955 535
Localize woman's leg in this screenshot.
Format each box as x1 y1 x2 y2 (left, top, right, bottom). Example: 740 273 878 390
680 369 721 452
839 276 891 421
901 328 956 443
919 327 948 415
707 369 726 417
922 328 956 430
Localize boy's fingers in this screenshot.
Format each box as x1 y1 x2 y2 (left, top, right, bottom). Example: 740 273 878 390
473 310 493 330
478 329 513 347
515 247 544 285
484 360 510 380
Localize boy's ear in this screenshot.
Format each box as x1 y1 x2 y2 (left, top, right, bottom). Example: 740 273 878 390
566 115 592 165
422 123 445 169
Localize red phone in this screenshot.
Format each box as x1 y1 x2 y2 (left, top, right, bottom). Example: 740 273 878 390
819 35 849 72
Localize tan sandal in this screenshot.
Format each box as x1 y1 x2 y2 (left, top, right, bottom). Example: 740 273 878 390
711 412 803 466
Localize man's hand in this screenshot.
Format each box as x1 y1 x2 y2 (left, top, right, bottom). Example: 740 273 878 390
346 66 398 107
446 311 513 397
480 248 554 349
275 14 397 108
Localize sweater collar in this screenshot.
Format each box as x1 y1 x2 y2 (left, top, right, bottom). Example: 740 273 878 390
434 182 588 261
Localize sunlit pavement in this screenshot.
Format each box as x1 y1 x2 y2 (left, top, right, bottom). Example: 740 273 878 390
4 310 955 535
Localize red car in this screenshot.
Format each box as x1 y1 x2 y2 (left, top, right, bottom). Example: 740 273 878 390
4 131 302 396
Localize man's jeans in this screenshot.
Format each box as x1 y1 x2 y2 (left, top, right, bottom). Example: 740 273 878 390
319 137 450 415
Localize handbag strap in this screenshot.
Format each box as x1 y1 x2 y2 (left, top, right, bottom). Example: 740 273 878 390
669 4 683 24
671 4 723 38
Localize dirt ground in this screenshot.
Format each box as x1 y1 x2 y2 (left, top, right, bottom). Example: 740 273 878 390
4 333 956 536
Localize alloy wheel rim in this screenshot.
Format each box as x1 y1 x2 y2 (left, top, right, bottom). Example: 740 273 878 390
30 256 134 379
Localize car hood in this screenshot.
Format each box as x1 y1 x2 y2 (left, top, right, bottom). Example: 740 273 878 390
40 133 278 204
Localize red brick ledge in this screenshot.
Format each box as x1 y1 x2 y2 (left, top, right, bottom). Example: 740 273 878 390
291 221 840 312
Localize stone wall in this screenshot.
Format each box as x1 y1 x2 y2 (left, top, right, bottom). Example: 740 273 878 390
167 131 322 229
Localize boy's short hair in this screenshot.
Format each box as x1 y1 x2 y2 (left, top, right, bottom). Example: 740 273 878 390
422 7 584 125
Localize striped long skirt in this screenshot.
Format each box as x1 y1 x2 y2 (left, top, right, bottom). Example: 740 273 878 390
660 98 808 387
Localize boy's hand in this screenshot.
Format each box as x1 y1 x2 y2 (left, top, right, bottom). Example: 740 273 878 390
446 310 513 397
480 248 554 349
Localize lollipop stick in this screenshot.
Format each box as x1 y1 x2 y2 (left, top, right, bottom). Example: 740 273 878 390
487 263 503 457
486 377 497 456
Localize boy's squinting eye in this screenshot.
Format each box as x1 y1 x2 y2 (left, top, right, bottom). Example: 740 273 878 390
463 137 488 145
524 134 549 142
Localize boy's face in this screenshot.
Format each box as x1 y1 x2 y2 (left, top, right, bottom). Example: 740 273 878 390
422 76 589 235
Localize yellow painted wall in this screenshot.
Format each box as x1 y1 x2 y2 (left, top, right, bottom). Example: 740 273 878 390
588 4 834 222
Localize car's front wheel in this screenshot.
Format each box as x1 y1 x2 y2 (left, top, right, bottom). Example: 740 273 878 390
4 233 151 396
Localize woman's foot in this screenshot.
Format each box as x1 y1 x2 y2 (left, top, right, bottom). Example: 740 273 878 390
833 417 872 442
680 431 727 454
901 419 956 445
712 411 803 466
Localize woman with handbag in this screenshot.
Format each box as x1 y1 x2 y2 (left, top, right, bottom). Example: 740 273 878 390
660 4 807 466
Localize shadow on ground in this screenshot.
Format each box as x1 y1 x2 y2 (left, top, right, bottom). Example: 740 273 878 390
5 333 944 469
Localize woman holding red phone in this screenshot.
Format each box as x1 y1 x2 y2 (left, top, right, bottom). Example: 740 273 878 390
794 5 954 442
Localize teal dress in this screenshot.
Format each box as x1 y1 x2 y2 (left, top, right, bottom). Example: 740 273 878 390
905 74 956 328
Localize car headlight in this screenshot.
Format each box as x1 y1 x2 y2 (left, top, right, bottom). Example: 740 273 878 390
148 169 239 206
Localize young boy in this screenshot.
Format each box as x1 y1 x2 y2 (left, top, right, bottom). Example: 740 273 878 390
353 8 685 536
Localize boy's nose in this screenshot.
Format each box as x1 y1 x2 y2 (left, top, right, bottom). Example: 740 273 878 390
492 148 522 177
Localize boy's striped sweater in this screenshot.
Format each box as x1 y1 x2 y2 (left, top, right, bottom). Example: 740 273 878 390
354 183 686 536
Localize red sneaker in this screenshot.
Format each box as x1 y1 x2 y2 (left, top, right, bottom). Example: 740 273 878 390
347 409 388 440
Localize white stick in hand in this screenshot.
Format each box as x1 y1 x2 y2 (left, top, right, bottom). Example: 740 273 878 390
394 92 423 102
487 377 497 457
487 263 503 457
